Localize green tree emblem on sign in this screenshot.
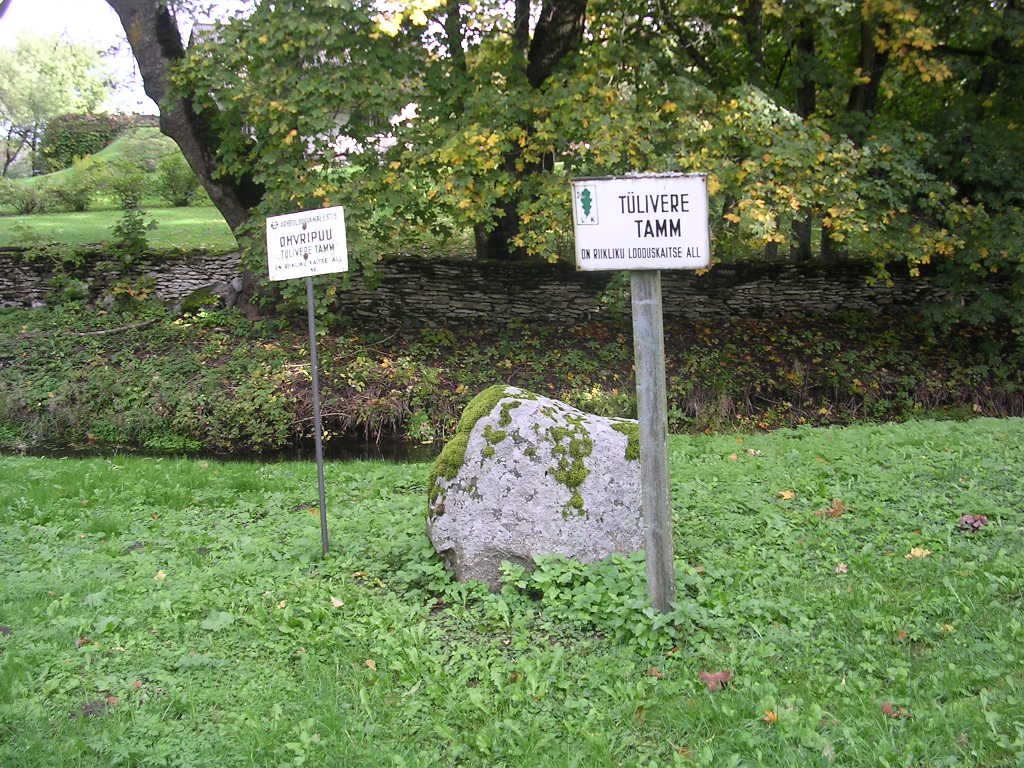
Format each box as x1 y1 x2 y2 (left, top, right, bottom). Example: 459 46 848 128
580 188 593 218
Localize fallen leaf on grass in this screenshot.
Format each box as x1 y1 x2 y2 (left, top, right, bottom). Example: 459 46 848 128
905 547 932 560
762 709 778 724
330 596 344 608
834 563 849 574
698 670 732 691
153 570 167 582
364 659 377 671
957 514 989 533
777 490 796 500
815 499 846 518
647 667 665 679
881 701 912 719
75 636 93 649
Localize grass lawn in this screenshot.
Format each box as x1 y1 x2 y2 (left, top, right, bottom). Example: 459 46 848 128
0 206 237 252
1 419 1022 766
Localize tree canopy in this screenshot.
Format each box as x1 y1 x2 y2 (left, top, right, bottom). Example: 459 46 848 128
0 34 108 176
109 0 1024 326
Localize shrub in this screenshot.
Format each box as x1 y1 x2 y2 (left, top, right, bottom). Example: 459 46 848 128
48 158 103 212
155 153 201 207
101 159 152 210
0 178 52 215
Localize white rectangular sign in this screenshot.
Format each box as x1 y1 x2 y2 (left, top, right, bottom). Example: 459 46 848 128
571 174 710 271
266 205 348 281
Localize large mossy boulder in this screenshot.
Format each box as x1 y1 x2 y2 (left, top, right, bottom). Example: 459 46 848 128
427 385 642 588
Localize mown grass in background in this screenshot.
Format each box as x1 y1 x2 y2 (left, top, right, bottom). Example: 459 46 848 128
1 418 1022 766
0 207 236 252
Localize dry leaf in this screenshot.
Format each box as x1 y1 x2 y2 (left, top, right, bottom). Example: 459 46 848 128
881 701 912 719
905 547 932 560
364 659 377 671
153 570 167 582
762 709 778 724
647 667 665 679
330 596 344 609
728 453 739 461
777 490 796 500
75 636 93 649
698 670 732 691
816 499 846 518
834 563 848 574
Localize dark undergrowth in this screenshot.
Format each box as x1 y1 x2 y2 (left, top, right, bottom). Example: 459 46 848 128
1 302 1022 456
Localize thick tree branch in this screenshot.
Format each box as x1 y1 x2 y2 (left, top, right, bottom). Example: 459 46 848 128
105 0 262 232
527 0 588 88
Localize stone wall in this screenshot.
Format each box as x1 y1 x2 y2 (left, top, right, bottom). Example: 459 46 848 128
0 247 947 323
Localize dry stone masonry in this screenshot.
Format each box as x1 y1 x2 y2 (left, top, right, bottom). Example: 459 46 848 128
0 248 948 322
427 385 643 588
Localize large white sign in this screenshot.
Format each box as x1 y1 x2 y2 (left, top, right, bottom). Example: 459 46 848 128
571 174 710 272
266 206 348 281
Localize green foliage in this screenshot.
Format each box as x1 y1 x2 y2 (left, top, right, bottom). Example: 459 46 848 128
2 307 1022 458
0 35 109 175
38 114 148 173
0 178 51 214
155 153 201 207
47 157 103 212
1 417 1023 765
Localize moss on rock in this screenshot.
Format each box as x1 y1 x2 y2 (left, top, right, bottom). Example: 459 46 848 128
611 421 640 461
429 385 517 508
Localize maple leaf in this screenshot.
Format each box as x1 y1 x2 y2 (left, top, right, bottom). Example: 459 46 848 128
698 670 732 691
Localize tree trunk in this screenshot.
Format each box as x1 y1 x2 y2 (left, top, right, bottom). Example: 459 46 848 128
791 17 815 260
474 0 589 259
105 0 262 232
844 11 889 145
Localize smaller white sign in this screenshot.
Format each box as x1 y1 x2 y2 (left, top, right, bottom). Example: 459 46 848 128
572 174 710 272
266 206 348 281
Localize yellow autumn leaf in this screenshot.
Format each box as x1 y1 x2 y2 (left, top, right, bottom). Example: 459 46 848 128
154 570 167 582
364 659 377 670
723 213 741 224
905 547 932 560
777 490 796 500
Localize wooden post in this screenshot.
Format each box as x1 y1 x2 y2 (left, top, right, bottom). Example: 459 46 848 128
630 270 676 612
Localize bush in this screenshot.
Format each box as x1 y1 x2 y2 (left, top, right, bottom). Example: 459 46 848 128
0 178 52 214
155 153 201 207
48 158 103 212
101 159 153 210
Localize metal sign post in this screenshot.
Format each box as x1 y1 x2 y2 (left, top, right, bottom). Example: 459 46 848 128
305 276 330 556
571 173 710 612
266 206 348 557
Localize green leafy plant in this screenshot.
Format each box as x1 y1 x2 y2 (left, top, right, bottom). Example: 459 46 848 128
155 153 201 207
